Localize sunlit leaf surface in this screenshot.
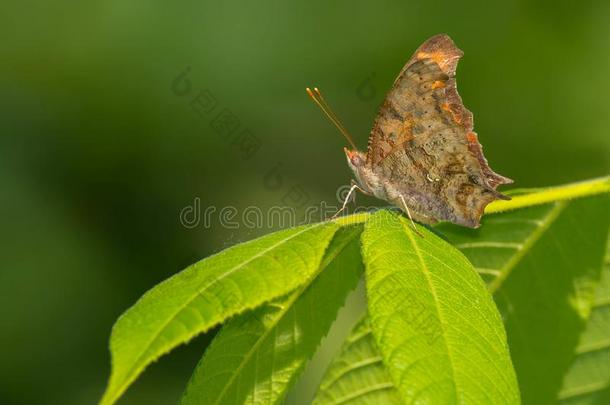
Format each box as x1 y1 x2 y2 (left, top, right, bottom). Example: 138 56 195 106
101 222 339 405
439 195 609 404
361 210 519 404
181 226 363 405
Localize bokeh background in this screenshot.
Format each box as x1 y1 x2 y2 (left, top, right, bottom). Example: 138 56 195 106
1 1 609 404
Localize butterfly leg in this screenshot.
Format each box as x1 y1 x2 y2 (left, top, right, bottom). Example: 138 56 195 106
331 182 366 219
350 179 372 195
398 194 423 237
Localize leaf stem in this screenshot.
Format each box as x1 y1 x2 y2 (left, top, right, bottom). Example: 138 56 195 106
485 176 610 214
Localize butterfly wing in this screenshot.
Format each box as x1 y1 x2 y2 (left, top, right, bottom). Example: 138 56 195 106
366 34 512 227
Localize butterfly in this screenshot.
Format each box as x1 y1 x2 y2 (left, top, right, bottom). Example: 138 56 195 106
307 33 512 228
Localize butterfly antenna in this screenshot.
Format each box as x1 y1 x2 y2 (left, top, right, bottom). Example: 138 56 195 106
312 88 352 139
306 87 358 150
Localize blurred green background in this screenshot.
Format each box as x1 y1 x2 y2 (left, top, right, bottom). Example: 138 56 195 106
1 1 609 404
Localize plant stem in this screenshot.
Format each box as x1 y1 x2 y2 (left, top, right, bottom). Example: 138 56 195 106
485 175 610 214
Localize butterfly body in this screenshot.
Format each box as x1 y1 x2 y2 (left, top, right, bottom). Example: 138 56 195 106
345 34 512 228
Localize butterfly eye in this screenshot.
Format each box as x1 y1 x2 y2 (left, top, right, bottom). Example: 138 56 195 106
350 154 364 167
344 148 363 167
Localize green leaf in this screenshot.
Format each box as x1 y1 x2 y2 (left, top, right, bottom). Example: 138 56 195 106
100 222 340 405
438 195 610 404
181 225 364 405
559 238 610 404
361 210 519 404
313 315 402 405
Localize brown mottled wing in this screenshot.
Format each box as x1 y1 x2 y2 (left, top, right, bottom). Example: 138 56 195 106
366 34 512 227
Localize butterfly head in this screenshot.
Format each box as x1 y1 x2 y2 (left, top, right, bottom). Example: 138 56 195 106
344 147 374 194
344 147 365 169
